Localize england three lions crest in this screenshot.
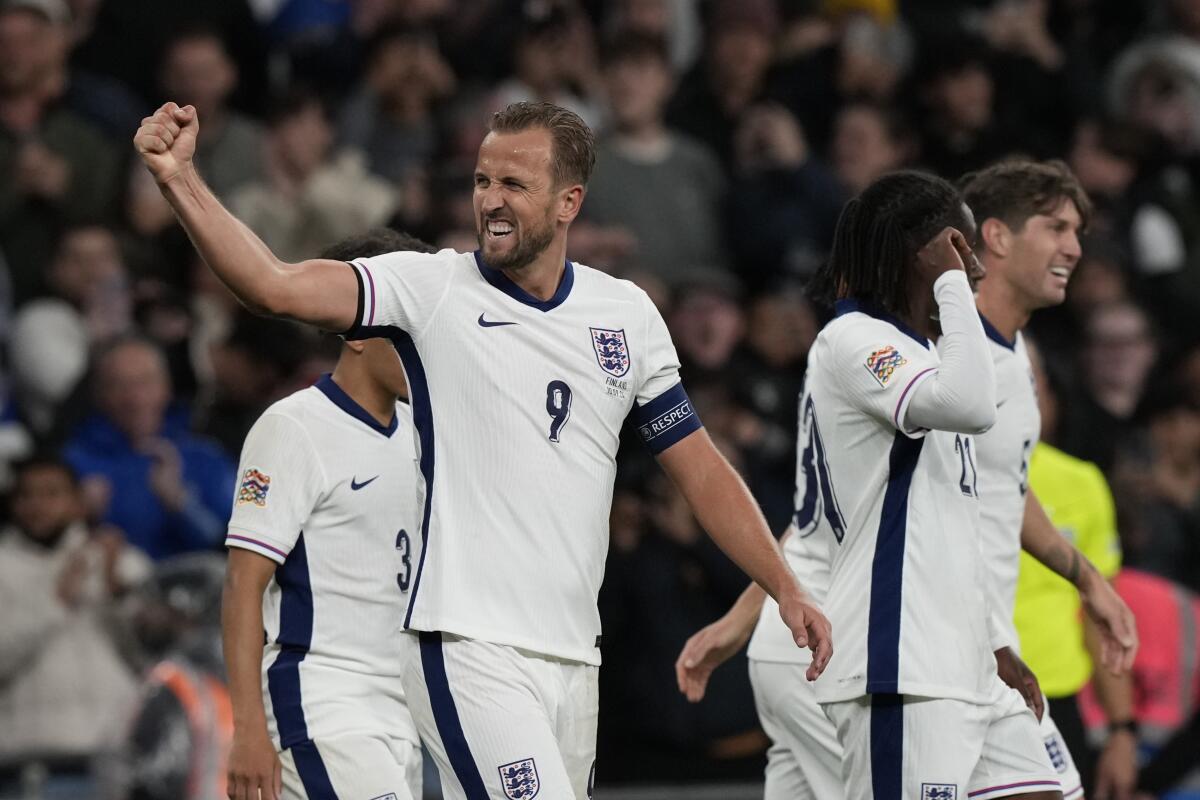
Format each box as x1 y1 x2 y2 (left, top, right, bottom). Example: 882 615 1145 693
590 327 630 377
498 758 540 799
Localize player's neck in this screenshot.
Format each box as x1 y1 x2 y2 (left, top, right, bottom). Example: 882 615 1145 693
501 239 570 301
976 275 1031 342
329 364 396 429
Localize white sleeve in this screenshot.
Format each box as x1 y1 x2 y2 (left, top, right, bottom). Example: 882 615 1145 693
902 271 997 434
344 250 455 337
986 600 1013 652
829 316 941 438
629 289 702 455
225 413 325 564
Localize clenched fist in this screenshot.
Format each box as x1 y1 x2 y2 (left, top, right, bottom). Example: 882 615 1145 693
133 102 199 185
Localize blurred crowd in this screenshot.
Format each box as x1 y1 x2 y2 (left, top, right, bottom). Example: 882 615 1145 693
2 0 1200 796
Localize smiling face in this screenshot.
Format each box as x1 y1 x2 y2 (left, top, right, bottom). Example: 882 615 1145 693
473 127 562 271
1003 198 1083 309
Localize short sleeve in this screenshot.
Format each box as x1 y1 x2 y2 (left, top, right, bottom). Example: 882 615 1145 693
830 322 939 436
344 250 455 338
629 290 702 455
226 413 325 564
1078 464 1122 579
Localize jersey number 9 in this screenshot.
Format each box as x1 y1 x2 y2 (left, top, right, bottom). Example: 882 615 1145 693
545 380 573 443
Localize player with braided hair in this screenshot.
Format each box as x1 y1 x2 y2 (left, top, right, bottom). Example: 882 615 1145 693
679 171 1065 800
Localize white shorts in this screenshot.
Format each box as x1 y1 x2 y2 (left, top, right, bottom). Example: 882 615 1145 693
280 735 422 800
1039 702 1083 800
399 630 598 800
822 679 1061 800
749 659 845 800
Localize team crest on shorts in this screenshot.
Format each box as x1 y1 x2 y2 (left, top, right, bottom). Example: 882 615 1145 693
865 345 908 387
498 758 540 799
590 327 630 377
1045 734 1069 773
236 468 271 506
921 784 957 800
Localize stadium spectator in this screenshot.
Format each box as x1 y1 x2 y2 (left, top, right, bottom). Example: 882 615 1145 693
228 89 396 264
489 7 605 132
70 0 268 114
912 36 1019 178
830 101 916 195
583 33 726 282
726 102 845 286
1111 383 1200 594
0 0 145 141
99 554 231 800
0 455 150 799
7 224 131 440
159 26 265 201
1058 302 1158 470
668 0 777 168
338 24 455 185
0 0 122 304
63 335 234 560
604 0 702 72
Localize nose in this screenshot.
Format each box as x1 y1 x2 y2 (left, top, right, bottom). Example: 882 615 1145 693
1063 231 1082 263
479 184 504 215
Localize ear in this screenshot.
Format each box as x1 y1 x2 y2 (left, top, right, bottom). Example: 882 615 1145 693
980 217 1011 259
557 184 586 225
342 340 367 355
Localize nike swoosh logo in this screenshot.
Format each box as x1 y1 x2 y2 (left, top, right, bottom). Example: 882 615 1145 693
478 313 518 328
350 476 379 491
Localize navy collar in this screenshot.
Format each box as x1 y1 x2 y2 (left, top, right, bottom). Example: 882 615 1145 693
834 299 932 349
315 374 397 437
473 250 574 311
978 313 1016 351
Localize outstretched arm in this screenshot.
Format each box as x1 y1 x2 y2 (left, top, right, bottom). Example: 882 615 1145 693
134 103 357 331
1020 490 1138 674
658 431 831 679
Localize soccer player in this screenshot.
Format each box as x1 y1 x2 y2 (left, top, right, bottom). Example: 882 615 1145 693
136 100 830 800
963 161 1138 799
221 229 432 800
684 169 1062 800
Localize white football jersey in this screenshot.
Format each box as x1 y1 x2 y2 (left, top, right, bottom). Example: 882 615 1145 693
225 377 420 748
974 317 1041 652
804 300 996 705
345 249 699 666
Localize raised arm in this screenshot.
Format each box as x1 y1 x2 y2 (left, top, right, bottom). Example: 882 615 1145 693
1020 489 1138 674
658 431 831 679
134 103 357 331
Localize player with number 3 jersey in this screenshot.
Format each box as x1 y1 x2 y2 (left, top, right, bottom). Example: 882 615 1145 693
221 230 432 800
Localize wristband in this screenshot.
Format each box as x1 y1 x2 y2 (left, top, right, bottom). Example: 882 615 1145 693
1107 719 1139 737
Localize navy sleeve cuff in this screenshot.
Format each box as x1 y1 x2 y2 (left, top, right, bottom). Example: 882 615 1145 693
631 382 703 455
341 261 367 339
